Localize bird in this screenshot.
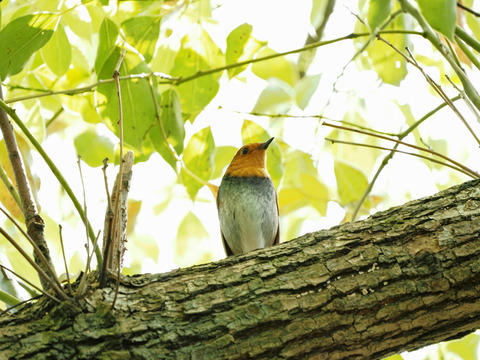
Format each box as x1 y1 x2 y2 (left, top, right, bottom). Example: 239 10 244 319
217 137 279 256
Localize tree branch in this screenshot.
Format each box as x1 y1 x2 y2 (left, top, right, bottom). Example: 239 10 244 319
0 86 55 291
1 179 480 359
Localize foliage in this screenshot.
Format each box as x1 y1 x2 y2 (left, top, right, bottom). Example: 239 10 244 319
0 0 480 357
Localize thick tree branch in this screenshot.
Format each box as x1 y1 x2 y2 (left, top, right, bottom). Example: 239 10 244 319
1 179 480 359
0 86 55 291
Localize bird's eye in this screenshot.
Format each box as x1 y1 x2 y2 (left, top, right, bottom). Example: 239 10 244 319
241 148 249 155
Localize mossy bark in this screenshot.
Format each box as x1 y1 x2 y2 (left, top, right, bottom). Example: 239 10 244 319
1 179 480 359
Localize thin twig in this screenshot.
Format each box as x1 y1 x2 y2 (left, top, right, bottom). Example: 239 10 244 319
399 0 480 112
322 121 479 179
457 1 480 17
376 34 480 146
351 98 461 219
76 156 91 276
0 99 103 267
0 227 67 300
4 31 425 105
0 265 60 303
325 138 475 178
58 225 72 296
0 206 63 292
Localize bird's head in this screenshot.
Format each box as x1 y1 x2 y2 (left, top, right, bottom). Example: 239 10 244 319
224 137 274 178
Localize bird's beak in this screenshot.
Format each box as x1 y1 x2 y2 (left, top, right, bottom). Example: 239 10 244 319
258 137 274 150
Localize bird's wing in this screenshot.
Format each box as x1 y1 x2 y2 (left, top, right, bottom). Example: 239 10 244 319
273 192 280 246
217 190 234 256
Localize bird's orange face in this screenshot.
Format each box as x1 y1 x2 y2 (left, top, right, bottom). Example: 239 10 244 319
224 138 274 178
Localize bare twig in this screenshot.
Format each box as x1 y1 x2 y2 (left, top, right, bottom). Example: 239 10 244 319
0 206 61 290
375 33 480 146
76 156 91 276
0 265 60 304
4 31 425 105
0 227 67 300
58 225 72 296
326 138 474 178
457 1 480 17
322 121 479 179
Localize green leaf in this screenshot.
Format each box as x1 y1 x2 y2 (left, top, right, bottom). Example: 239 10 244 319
212 145 237 179
171 27 223 120
355 12 408 85
334 161 369 206
150 88 185 170
382 355 404 360
280 149 328 215
180 127 215 199
175 212 213 267
279 174 328 215
253 78 294 114
442 333 480 360
295 74 321 110
241 119 270 144
74 128 115 167
226 23 266 78
41 23 71 77
417 0 456 40
121 16 160 63
367 0 393 30
96 48 157 149
0 13 59 81
95 18 118 75
252 47 298 86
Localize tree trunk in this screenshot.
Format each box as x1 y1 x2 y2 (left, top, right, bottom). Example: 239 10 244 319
1 179 480 360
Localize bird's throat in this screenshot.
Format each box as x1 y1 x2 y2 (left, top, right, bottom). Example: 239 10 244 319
224 165 270 178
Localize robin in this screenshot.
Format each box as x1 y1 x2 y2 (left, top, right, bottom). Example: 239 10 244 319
217 137 279 256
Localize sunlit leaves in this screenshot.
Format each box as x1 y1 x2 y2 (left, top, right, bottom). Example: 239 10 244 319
253 79 294 114
252 47 298 86
334 161 369 206
74 128 115 167
150 88 185 170
0 13 59 80
295 74 321 110
181 127 215 199
121 16 160 63
175 212 213 267
226 23 266 78
95 18 118 75
418 0 456 40
355 10 408 85
171 26 223 119
366 0 393 30
96 48 156 149
41 23 71 77
212 146 237 179
0 141 22 220
279 149 328 216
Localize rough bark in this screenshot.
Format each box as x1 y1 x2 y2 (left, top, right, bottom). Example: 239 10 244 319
1 179 480 360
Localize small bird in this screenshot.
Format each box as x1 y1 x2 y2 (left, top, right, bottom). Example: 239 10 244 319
217 137 279 256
